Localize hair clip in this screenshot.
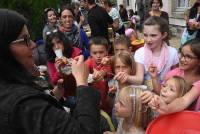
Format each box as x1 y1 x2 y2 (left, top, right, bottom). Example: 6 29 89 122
130 94 136 97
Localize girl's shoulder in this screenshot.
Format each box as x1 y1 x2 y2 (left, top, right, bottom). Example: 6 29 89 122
164 68 184 80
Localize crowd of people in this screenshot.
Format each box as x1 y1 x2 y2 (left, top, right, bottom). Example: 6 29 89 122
0 0 200 133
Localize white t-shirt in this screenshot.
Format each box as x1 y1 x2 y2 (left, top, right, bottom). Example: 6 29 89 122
134 46 179 87
109 8 123 30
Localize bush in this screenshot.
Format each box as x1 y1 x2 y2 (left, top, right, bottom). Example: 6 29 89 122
0 0 60 40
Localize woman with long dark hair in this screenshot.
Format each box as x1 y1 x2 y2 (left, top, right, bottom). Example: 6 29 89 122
0 9 100 134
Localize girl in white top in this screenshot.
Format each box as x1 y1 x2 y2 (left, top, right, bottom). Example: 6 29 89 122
104 86 151 134
133 16 179 90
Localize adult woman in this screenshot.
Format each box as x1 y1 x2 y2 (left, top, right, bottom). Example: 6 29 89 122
42 8 58 43
46 30 81 108
0 9 100 133
145 0 169 23
119 4 128 22
100 0 125 34
186 1 200 39
59 5 89 58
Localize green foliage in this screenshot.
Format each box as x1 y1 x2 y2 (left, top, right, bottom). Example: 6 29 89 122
0 0 60 40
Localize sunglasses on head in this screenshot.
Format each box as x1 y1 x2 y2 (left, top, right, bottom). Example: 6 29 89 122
44 8 55 13
46 29 59 36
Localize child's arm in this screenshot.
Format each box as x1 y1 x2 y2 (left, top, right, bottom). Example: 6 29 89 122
148 65 161 94
156 86 200 114
126 62 144 85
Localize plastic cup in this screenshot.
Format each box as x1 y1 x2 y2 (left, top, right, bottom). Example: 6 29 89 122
38 65 47 72
54 49 63 58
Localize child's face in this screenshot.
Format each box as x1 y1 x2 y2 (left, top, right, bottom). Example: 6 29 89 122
179 45 199 72
52 38 64 52
160 78 181 104
115 90 132 118
143 25 166 50
114 58 132 75
90 44 108 64
115 43 131 54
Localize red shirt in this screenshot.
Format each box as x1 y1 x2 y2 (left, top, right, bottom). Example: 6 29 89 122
47 47 81 98
85 57 112 113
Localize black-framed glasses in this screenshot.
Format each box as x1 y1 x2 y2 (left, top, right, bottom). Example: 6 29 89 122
11 35 32 47
46 29 58 36
178 52 198 62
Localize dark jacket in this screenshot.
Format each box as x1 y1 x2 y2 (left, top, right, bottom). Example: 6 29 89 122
187 3 200 38
0 80 100 134
87 5 113 42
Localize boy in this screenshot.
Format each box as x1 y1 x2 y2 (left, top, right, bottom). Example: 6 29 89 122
85 36 112 114
113 35 132 54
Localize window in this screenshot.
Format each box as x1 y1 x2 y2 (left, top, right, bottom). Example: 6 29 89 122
126 0 129 6
175 0 189 12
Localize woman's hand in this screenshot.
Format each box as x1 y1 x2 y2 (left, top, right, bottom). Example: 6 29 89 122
103 131 115 134
71 55 88 86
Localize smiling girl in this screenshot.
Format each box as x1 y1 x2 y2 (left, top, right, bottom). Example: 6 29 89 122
150 39 200 114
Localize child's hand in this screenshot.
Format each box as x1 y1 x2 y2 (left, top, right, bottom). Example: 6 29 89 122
148 64 157 79
114 72 129 84
55 57 68 70
140 91 154 104
101 56 111 65
92 69 106 82
155 97 170 115
148 95 160 110
52 79 64 100
108 85 117 94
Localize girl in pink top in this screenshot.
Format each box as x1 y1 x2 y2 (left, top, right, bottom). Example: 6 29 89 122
45 30 81 108
142 39 200 114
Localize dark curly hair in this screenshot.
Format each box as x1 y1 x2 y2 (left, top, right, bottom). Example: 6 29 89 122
45 30 73 62
43 7 58 24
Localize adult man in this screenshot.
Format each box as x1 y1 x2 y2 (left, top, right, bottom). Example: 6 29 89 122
83 0 113 42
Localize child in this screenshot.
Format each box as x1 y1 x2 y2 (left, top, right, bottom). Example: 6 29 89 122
150 76 188 107
113 35 132 54
100 35 132 66
104 86 151 134
133 16 179 90
146 39 200 114
125 28 144 52
45 30 81 108
108 52 137 128
85 36 112 114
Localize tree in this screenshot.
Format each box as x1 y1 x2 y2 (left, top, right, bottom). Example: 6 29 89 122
0 0 60 40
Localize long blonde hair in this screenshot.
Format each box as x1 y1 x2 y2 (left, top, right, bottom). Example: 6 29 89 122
120 86 151 129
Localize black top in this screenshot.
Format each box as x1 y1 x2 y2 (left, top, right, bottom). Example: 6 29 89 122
119 8 128 22
0 80 100 134
87 5 113 41
187 5 200 38
145 11 169 23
